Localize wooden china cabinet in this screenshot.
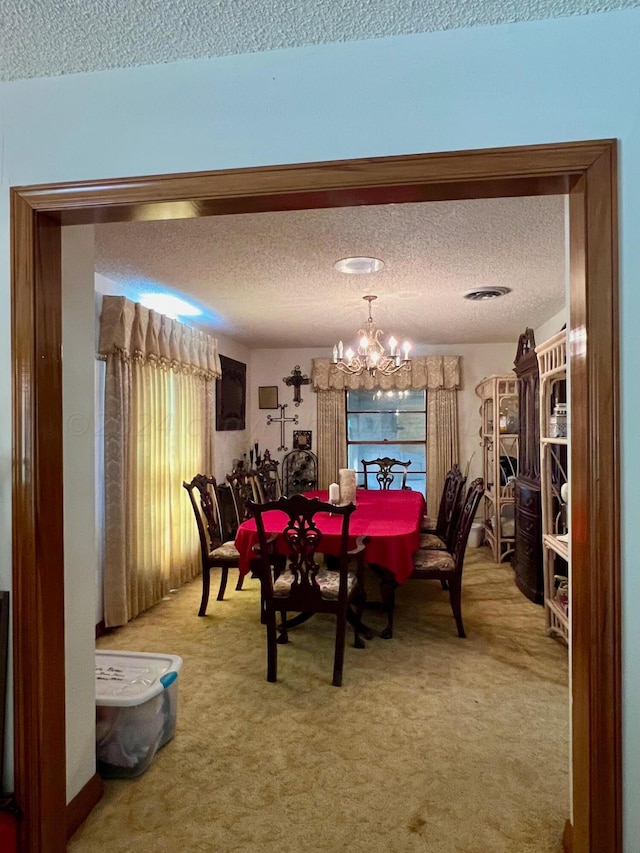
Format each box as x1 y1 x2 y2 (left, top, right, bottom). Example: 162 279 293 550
511 328 544 604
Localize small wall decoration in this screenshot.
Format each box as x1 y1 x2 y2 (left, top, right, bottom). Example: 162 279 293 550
216 355 246 431
293 430 312 450
258 385 279 409
266 404 298 451
283 364 311 406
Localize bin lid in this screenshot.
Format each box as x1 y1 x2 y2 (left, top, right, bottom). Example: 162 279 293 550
96 650 183 707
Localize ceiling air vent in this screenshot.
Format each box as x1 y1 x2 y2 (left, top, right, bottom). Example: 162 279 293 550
463 286 512 301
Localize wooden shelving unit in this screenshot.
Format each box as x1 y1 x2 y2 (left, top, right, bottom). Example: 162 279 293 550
475 374 519 563
536 330 569 643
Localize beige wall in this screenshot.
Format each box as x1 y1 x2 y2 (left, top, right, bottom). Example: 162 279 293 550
62 226 98 802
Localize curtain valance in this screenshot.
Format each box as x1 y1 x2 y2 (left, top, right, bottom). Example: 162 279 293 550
311 355 460 392
98 295 221 379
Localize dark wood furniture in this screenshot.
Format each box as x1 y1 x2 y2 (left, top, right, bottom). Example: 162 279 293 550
282 449 318 496
361 456 411 490
254 450 282 502
248 494 367 687
419 463 467 550
512 328 544 604
183 474 243 616
410 478 485 638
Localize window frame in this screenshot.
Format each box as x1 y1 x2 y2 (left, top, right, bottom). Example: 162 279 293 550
344 388 427 495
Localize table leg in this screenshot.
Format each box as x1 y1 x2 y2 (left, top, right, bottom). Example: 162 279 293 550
366 564 398 639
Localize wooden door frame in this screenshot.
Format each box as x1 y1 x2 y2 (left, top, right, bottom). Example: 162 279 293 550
11 140 620 852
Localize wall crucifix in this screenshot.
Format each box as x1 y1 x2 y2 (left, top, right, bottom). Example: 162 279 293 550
266 403 299 451
283 364 311 406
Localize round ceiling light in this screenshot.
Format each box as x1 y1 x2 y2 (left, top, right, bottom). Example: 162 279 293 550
333 256 385 274
463 286 512 301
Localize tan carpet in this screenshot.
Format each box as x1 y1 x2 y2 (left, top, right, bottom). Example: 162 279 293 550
71 546 569 853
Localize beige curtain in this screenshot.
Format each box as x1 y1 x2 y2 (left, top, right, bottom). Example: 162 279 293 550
316 390 347 489
99 295 221 627
312 356 460 507
427 389 459 516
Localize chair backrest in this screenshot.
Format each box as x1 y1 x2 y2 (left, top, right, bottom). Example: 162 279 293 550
255 450 282 502
248 494 356 609
435 464 467 546
183 474 224 561
361 456 411 490
226 468 255 528
451 478 485 570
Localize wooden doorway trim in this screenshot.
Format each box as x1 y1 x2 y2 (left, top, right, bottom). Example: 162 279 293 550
11 140 620 852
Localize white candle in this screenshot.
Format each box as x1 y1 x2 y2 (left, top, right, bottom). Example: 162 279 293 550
403 341 411 360
329 482 340 503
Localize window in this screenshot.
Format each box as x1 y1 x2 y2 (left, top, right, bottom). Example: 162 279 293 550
346 389 427 494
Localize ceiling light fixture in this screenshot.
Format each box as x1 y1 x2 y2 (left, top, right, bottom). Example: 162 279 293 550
332 295 411 377
333 256 385 274
463 286 512 301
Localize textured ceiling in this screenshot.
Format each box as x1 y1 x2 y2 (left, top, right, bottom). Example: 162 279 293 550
94 195 566 348
2 0 640 82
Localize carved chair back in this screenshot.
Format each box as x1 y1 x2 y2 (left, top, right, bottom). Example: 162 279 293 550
450 478 485 572
435 465 467 548
249 494 356 610
226 468 255 527
255 450 282 502
361 456 411 490
183 474 224 562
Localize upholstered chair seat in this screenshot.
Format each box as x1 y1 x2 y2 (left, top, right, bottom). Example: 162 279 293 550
210 541 241 562
273 567 358 600
418 532 448 551
412 549 455 573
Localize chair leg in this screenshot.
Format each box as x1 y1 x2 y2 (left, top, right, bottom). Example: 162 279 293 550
198 566 211 617
440 579 449 591
449 576 466 638
235 571 244 591
216 567 229 601
265 607 278 682
277 610 289 644
333 609 348 687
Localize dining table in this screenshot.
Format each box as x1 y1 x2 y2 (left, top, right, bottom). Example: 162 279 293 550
234 488 426 637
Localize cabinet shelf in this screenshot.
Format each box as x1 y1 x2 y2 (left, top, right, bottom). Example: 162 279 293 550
475 374 519 564
543 533 569 562
537 330 569 645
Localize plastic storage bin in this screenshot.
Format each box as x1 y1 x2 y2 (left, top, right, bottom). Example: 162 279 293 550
468 522 484 548
95 650 182 779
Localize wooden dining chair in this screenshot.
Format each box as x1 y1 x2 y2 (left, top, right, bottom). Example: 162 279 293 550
411 478 485 638
248 493 368 687
419 464 467 550
183 474 244 617
361 456 412 490
226 467 256 528
254 450 282 502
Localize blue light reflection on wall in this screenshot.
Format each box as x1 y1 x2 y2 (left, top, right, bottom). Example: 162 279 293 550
95 276 229 332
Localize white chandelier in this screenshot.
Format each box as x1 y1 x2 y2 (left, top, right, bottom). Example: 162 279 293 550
332 295 411 376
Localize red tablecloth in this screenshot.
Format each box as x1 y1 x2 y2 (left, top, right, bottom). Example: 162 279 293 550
234 489 425 585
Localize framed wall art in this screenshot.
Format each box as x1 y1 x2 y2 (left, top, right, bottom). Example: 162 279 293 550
293 430 312 450
216 355 246 431
258 386 279 409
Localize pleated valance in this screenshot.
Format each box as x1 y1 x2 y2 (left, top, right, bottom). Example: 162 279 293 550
311 355 460 392
98 295 221 379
